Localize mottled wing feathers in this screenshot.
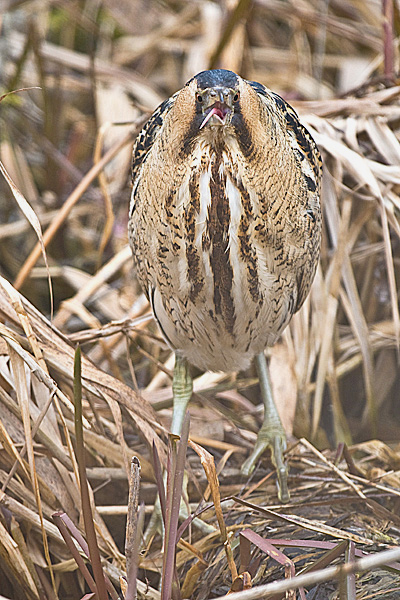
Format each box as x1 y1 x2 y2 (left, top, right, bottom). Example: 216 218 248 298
248 80 322 181
131 92 179 186
247 79 322 314
275 95 322 183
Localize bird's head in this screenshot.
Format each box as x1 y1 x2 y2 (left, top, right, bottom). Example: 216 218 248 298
166 69 269 152
193 70 240 130
169 70 243 142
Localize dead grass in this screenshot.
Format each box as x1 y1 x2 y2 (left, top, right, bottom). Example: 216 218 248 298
0 1 400 598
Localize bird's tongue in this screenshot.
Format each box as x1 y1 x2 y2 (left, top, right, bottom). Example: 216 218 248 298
200 104 228 129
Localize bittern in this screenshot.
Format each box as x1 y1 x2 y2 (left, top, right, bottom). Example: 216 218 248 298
128 69 322 502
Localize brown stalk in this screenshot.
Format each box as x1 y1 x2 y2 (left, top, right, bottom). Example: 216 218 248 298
189 439 238 582
52 512 97 595
0 517 40 600
232 496 373 545
208 0 253 69
74 345 109 600
239 529 304 600
339 541 356 600
300 438 400 527
53 512 118 600
14 129 135 290
0 161 53 316
8 343 57 595
210 546 400 600
93 123 115 266
382 0 395 81
161 414 190 600
10 516 44 599
125 456 141 600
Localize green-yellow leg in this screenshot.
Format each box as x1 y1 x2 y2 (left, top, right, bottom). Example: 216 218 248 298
241 352 290 503
170 353 214 532
143 353 213 548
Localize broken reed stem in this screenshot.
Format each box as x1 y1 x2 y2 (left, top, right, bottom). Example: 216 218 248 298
125 456 141 600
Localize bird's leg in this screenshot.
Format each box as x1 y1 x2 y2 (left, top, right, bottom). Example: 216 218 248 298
143 353 213 548
241 352 290 503
169 353 214 532
171 353 193 435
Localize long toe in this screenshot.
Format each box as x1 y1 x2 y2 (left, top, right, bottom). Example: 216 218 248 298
241 426 290 503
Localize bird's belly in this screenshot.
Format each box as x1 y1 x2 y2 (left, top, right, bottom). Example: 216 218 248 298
144 147 306 372
153 269 293 372
152 200 295 373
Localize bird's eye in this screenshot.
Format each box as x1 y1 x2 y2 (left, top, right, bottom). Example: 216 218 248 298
196 94 203 103
233 92 240 102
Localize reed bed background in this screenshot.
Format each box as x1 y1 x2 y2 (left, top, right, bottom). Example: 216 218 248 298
0 1 400 599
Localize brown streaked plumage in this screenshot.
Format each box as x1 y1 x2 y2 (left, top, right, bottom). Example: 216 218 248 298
129 69 322 499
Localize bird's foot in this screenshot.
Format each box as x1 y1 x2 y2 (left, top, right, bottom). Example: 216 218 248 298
241 425 290 503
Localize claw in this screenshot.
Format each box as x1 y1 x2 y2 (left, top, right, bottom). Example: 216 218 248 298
271 435 290 503
241 427 290 503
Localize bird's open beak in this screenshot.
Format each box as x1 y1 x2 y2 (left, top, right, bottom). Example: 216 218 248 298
199 87 235 129
200 102 231 129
